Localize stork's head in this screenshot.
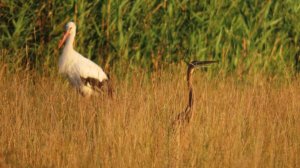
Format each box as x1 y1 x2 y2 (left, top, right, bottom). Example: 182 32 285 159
58 22 77 49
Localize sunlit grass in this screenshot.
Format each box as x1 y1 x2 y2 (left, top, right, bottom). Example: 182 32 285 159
0 67 299 167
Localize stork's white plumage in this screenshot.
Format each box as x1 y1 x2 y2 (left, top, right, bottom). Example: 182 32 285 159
58 22 112 97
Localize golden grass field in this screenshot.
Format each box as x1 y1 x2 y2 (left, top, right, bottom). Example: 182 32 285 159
0 66 299 168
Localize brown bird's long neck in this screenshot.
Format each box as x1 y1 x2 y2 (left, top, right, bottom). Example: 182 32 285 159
186 60 218 108
187 65 194 108
172 60 218 127
188 87 193 108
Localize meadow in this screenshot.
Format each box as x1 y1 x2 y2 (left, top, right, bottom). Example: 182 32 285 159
1 0 300 167
0 66 299 167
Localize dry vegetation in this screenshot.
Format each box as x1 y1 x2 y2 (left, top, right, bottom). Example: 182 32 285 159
0 67 299 168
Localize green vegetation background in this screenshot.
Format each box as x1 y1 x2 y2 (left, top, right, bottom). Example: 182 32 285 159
1 0 299 77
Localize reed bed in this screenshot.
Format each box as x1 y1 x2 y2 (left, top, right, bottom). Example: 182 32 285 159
1 0 299 75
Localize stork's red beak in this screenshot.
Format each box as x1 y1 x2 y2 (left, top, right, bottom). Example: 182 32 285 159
58 29 71 49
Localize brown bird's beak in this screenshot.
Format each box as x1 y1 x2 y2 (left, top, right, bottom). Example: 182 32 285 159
58 28 71 49
190 60 219 67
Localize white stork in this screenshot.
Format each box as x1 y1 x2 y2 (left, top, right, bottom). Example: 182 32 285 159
58 21 112 97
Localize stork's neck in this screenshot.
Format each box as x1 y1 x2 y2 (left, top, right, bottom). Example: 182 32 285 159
64 33 75 50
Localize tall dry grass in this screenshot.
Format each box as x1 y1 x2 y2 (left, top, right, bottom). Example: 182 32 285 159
0 67 299 167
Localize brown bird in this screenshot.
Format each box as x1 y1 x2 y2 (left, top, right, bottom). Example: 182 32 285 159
173 60 218 127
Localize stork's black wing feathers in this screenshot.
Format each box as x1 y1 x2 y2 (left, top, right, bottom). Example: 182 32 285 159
80 76 113 97
80 77 104 89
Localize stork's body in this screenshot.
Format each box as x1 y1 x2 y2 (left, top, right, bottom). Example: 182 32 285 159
58 22 111 97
